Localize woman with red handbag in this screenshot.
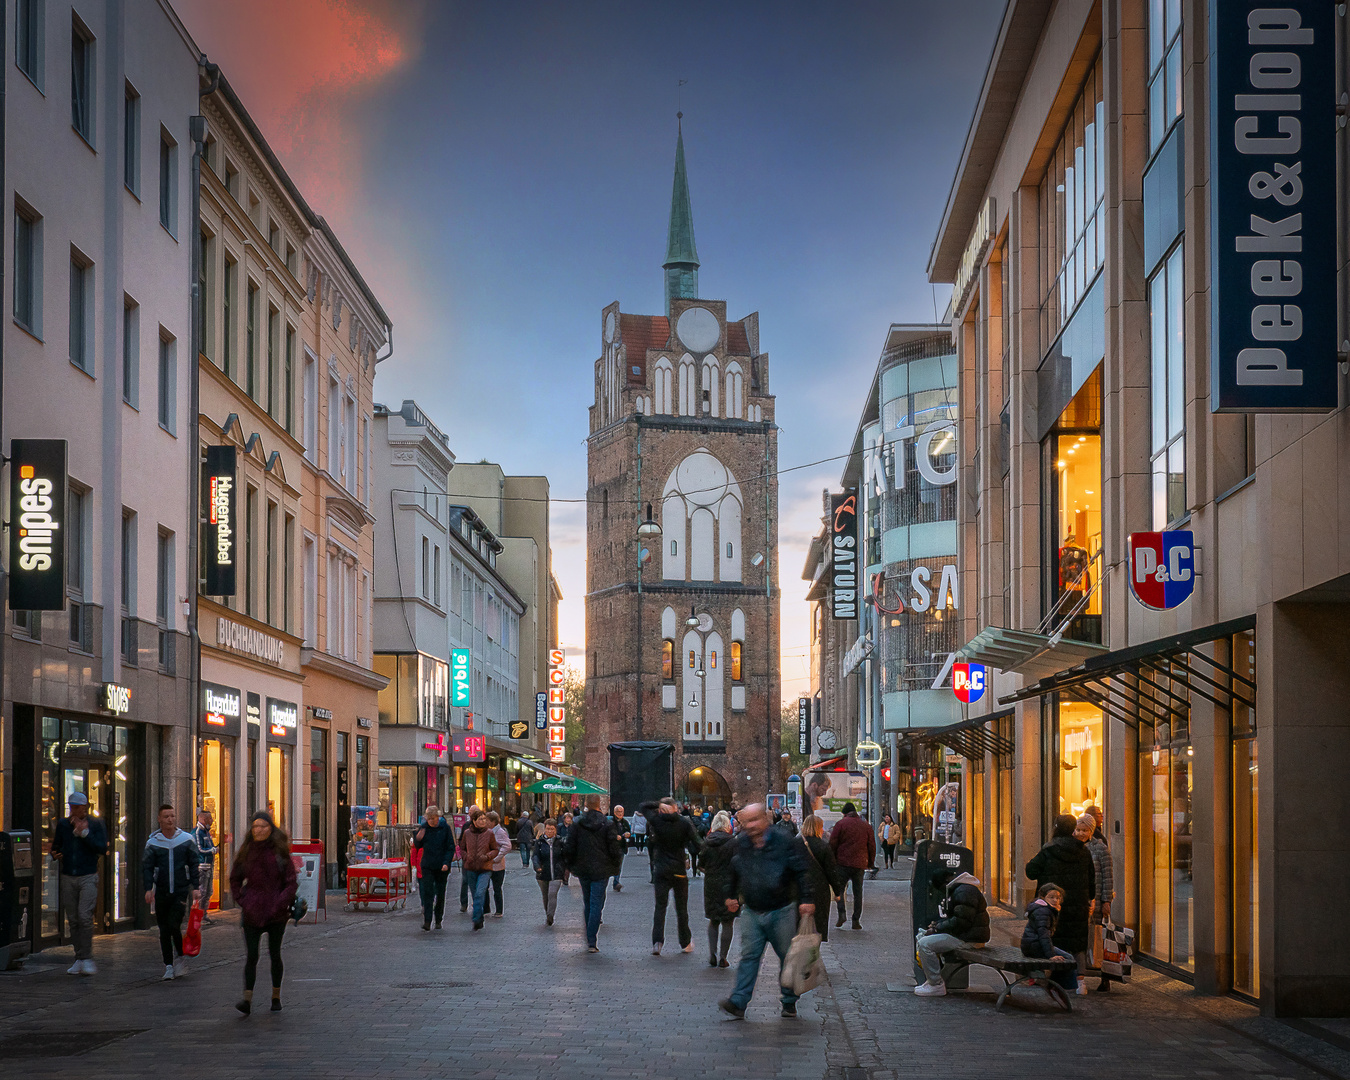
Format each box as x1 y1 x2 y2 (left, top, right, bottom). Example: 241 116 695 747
229 812 298 1015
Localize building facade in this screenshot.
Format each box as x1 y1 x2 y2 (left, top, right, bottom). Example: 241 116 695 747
3 0 200 948
582 125 780 808
929 0 1349 1016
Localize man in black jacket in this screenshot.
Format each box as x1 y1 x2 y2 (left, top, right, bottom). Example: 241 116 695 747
561 795 622 952
51 791 108 975
913 870 990 996
639 797 702 955
718 804 814 1020
412 806 455 930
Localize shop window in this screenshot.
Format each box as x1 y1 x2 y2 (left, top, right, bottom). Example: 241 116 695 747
1148 0 1183 155
1043 369 1102 643
355 735 370 806
1231 629 1258 996
310 728 327 848
730 641 742 682
1056 700 1103 818
1138 737 1194 972
268 745 291 831
661 639 674 680
1149 244 1186 527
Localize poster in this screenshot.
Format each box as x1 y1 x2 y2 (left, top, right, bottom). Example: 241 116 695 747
348 806 378 866
801 771 867 833
290 839 324 920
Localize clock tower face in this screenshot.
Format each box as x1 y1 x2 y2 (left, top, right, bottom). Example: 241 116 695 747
675 305 719 352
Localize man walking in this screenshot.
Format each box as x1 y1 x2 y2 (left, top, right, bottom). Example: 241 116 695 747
142 804 201 980
639 797 702 955
411 805 454 930
192 808 218 924
609 804 632 892
561 795 622 953
718 804 814 1020
51 791 107 975
515 813 535 868
828 802 876 930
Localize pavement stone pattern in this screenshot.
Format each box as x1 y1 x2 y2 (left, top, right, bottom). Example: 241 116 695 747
0 854 1343 1080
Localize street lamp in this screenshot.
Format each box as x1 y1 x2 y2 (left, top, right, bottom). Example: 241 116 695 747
635 503 662 740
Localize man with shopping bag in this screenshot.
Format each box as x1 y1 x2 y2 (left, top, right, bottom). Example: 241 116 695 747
717 804 815 1020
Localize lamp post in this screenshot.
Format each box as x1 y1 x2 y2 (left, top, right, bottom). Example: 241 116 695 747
635 503 662 740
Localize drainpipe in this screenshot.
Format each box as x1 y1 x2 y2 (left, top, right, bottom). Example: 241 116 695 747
0 6 7 825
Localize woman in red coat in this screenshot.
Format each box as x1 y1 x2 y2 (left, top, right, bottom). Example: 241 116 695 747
229 811 298 1015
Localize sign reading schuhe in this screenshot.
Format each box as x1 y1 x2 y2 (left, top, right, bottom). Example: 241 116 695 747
829 493 858 620
203 445 238 595
1211 1 1335 411
10 440 68 610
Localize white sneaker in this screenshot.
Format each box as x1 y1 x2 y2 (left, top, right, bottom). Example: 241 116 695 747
913 980 947 996
81 959 97 976
1076 982 1088 996
173 956 187 979
67 960 83 975
163 965 175 981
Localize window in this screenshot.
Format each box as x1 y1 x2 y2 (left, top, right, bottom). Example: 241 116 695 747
1149 244 1186 527
159 128 178 234
730 641 742 681
198 230 212 358
661 640 674 680
284 326 296 433
222 255 236 378
68 249 91 373
303 353 318 461
71 19 94 144
68 487 90 650
268 219 280 255
17 0 44 89
267 307 279 417
246 281 259 398
1149 0 1183 155
285 242 297 278
283 514 294 634
14 201 43 336
123 83 140 194
327 375 340 469
434 546 442 607
345 394 357 491
157 331 176 433
120 511 137 665
355 735 370 806
245 486 257 617
122 298 139 405
303 535 317 647
1043 370 1103 644
224 160 239 201
266 501 277 626
421 537 430 599
156 531 174 668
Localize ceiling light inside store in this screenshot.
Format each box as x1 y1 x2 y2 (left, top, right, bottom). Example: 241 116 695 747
1057 460 1066 468
1085 489 1094 494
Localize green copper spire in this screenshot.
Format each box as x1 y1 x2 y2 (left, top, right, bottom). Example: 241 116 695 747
663 114 699 315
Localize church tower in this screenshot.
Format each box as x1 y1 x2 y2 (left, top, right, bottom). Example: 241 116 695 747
583 121 780 809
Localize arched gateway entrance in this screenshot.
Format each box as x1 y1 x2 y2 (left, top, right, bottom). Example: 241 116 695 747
679 766 732 812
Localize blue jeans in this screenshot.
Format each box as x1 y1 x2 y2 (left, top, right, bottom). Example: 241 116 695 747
520 842 531 867
730 903 799 1009
464 870 491 923
576 876 607 947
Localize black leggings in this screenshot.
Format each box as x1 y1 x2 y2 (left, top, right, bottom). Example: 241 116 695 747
653 874 691 946
707 917 734 961
243 920 287 991
491 869 506 914
155 892 188 964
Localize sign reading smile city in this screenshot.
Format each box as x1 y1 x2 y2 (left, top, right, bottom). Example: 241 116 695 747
952 662 986 704
9 439 68 611
1128 530 1196 610
450 649 471 708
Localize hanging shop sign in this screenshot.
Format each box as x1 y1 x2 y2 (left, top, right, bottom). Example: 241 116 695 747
547 649 567 762
451 732 486 764
797 697 810 755
451 649 471 707
266 698 299 745
535 691 547 730
1210 0 1335 411
508 720 530 740
246 692 262 731
952 662 986 704
854 739 884 769
829 493 858 620
1128 530 1196 610
548 745 566 763
203 445 238 596
201 681 242 737
9 439 68 611
101 683 132 716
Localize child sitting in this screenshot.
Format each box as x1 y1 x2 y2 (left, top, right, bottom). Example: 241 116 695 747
1020 882 1078 991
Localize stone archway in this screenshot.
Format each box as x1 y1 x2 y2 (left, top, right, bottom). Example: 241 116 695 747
680 765 732 812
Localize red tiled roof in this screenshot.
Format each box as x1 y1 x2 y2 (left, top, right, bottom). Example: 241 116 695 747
619 314 670 383
726 321 750 356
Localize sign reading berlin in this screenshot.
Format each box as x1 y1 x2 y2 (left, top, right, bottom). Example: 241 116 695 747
9 439 67 611
451 649 471 708
1128 530 1196 610
1211 1 1335 411
829 493 858 620
203 445 238 595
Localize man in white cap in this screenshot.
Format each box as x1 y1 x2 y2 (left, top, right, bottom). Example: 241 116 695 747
50 791 108 975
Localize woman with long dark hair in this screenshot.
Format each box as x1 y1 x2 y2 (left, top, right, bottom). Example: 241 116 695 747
229 811 298 1014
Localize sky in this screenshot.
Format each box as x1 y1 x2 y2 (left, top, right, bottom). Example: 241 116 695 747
175 0 1006 703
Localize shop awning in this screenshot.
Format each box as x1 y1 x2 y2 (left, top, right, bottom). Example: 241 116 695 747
957 625 1110 681
902 710 1015 762
997 616 1256 729
522 776 608 796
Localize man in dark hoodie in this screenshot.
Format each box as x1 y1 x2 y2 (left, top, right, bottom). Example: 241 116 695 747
561 795 622 952
913 869 990 996
639 797 702 955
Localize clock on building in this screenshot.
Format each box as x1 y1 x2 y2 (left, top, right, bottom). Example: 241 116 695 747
816 729 837 751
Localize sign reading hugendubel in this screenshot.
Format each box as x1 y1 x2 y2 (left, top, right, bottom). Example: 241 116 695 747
10 439 67 611
1211 1 1335 411
829 493 858 620
203 445 238 595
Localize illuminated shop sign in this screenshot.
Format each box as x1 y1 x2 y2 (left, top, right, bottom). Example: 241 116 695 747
451 648 471 708
829 494 858 620
201 681 242 737
509 720 530 740
1211 1 1335 410
102 683 131 716
203 445 238 596
548 649 566 762
1128 530 1195 610
535 691 547 730
9 439 67 611
952 662 986 704
452 733 487 764
798 697 809 755
266 698 298 745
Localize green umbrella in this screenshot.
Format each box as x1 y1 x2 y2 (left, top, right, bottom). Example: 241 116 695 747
522 776 608 795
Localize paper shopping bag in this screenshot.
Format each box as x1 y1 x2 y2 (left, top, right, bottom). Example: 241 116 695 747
781 916 825 996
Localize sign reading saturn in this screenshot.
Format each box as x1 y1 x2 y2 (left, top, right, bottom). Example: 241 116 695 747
1128 530 1196 610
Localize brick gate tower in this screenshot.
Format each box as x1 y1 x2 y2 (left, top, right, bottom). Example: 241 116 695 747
582 119 780 809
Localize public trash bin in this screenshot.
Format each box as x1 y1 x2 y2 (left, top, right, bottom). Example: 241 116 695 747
0 830 34 970
910 838 973 985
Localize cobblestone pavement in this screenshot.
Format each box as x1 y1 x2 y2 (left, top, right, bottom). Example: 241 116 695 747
0 854 1344 1080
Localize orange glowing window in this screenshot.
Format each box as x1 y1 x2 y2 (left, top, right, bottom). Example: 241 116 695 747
661 640 674 680
730 642 742 681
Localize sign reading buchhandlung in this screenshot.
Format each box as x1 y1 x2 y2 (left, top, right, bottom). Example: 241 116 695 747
203 445 238 595
9 439 67 611
1211 1 1335 411
829 493 858 620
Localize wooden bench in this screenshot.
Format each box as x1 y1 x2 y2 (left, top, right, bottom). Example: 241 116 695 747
937 944 1076 1012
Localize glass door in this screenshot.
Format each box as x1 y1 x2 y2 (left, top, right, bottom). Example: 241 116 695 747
198 738 233 909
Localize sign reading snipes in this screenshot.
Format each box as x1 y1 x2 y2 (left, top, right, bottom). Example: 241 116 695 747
9 439 68 611
1128 530 1196 610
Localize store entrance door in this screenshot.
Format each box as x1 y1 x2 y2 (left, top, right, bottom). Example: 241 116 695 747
198 738 234 909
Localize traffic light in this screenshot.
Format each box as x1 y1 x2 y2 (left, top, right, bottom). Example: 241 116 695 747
881 766 891 781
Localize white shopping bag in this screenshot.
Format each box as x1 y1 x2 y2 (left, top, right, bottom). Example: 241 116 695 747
781 916 825 996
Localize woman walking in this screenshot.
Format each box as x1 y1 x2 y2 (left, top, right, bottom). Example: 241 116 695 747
229 811 298 1015
460 809 499 930
1025 814 1095 995
880 814 901 869
700 811 738 967
487 811 512 918
1085 808 1115 991
799 815 846 942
